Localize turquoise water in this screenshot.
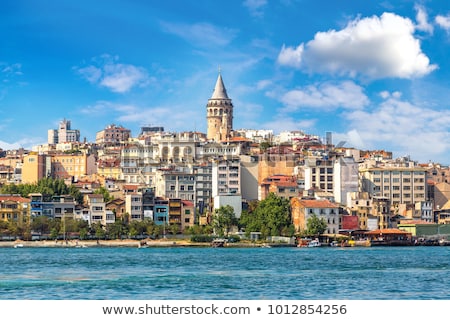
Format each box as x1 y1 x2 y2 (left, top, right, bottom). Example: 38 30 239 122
1 246 450 300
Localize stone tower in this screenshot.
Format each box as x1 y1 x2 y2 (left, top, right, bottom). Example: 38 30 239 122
206 72 233 141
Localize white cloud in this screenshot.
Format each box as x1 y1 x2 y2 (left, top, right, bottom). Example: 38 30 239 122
75 55 150 93
278 12 437 79
342 95 450 162
415 4 433 33
436 14 450 31
280 81 369 111
0 138 44 151
243 0 267 18
277 44 303 69
160 21 238 47
261 116 317 135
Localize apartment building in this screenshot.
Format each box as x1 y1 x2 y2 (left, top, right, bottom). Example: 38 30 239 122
0 194 30 224
22 154 51 184
48 119 80 144
51 153 97 180
155 169 196 202
125 193 143 221
360 166 427 206
96 124 131 145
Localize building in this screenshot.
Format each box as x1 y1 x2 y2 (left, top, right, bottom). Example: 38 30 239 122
22 154 51 184
0 195 30 225
181 200 195 230
48 119 80 144
259 174 300 201
84 194 106 226
333 156 359 206
360 166 427 207
206 72 233 141
125 193 143 221
51 153 97 180
212 157 241 197
96 124 131 145
290 198 340 234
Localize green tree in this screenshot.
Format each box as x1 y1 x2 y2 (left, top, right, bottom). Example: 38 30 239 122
241 193 293 238
213 205 237 237
306 213 327 236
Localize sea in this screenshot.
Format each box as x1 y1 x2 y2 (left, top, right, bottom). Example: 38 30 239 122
1 246 450 300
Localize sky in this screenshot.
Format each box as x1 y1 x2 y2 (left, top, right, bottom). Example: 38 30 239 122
1 0 450 164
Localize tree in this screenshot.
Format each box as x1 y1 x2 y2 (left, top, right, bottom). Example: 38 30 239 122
306 213 327 236
241 193 293 238
213 205 237 237
94 187 113 203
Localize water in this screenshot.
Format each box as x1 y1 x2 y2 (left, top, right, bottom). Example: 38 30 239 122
1 246 450 300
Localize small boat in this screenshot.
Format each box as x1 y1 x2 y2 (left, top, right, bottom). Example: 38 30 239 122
308 239 321 247
211 239 227 247
14 243 24 248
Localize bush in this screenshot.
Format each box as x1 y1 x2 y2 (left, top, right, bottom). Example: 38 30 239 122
190 235 215 243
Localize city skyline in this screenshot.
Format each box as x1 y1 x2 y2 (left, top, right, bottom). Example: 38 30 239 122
1 1 450 164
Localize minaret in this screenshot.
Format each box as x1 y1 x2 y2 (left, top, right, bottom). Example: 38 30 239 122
206 71 233 141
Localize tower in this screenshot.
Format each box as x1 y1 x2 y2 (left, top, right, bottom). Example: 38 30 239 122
206 71 233 141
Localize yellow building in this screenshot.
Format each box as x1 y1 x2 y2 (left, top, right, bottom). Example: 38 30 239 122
22 153 50 184
0 195 30 226
51 153 97 180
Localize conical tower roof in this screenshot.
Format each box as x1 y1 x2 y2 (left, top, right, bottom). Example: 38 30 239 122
210 73 229 100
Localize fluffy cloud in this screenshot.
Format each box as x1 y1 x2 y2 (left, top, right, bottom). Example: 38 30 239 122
280 81 369 111
278 12 437 79
436 14 450 31
341 95 450 162
75 55 150 93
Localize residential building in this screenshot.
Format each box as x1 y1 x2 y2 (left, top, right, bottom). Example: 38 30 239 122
360 166 427 207
84 194 106 226
155 169 196 202
0 194 30 225
212 157 241 197
48 119 80 144
154 197 169 226
290 198 340 234
346 192 372 230
259 174 299 201
181 200 195 230
125 193 143 221
333 156 359 206
96 124 131 146
51 153 97 180
22 154 51 184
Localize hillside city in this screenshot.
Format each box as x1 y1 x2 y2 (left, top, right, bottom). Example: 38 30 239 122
1 73 450 245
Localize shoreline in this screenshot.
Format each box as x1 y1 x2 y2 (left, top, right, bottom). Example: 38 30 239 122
0 239 293 248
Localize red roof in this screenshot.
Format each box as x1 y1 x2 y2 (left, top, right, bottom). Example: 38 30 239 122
298 199 338 208
0 195 30 203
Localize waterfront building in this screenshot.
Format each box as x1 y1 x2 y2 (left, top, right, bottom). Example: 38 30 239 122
0 194 30 225
106 198 126 220
48 119 80 144
206 72 233 141
84 194 107 226
181 200 195 230
290 198 340 234
125 192 143 221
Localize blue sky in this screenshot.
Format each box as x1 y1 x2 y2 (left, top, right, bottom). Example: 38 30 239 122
1 0 450 164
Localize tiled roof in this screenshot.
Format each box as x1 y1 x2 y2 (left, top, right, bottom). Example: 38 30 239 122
0 195 30 203
298 199 338 208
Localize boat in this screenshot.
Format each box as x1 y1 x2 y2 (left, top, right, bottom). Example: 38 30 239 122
14 243 24 248
211 239 227 247
308 239 321 247
297 238 321 248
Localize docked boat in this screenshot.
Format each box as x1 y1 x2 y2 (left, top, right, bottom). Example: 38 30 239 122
211 239 227 247
308 239 321 247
